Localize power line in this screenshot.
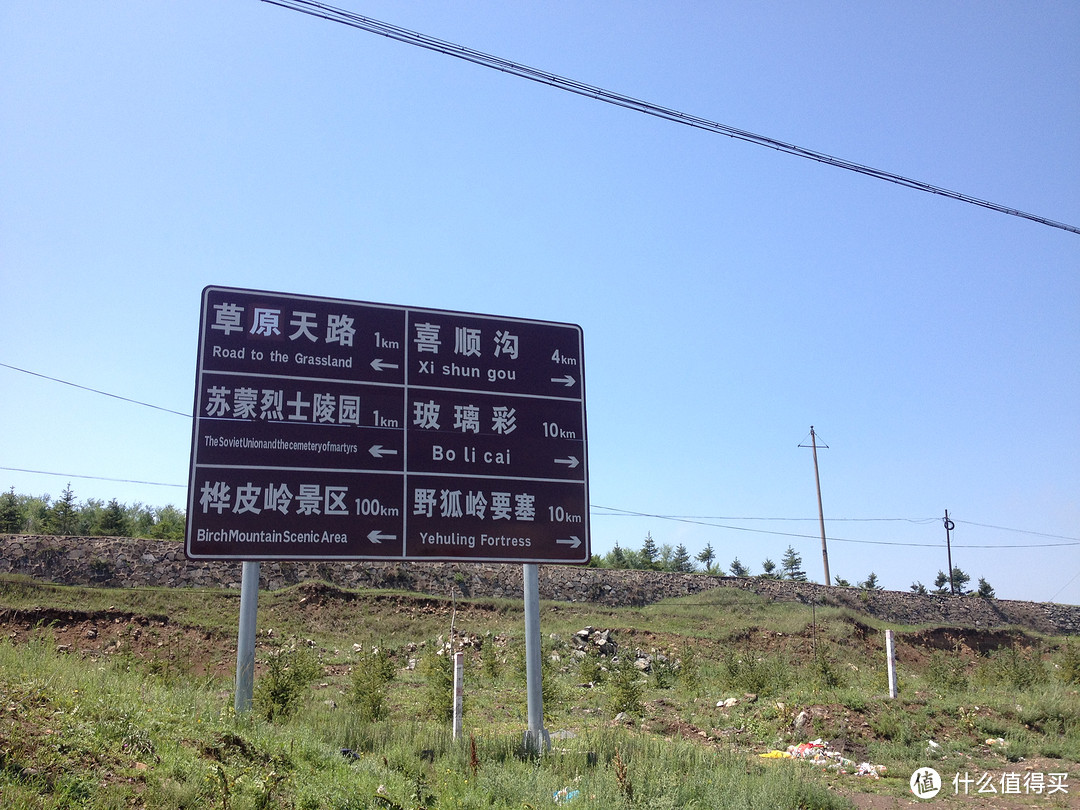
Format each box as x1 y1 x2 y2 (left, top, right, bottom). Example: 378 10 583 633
0 362 190 418
590 504 1080 549
597 512 940 524
0 466 185 489
263 0 1080 236
954 520 1079 543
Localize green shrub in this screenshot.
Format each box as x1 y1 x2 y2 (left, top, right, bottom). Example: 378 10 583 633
349 645 396 721
677 645 700 692
608 657 644 716
420 648 454 722
721 648 790 697
925 650 969 693
480 636 501 682
974 646 1047 691
579 648 605 685
1056 640 1080 686
254 641 322 722
811 651 845 690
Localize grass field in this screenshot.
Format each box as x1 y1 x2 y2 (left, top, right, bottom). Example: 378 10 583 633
0 575 1077 809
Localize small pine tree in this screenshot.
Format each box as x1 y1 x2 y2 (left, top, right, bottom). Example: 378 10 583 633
759 559 780 579
934 567 971 595
608 656 644 716
695 542 716 571
780 545 807 581
671 543 694 573
910 581 928 595
640 533 659 570
933 570 950 595
350 645 396 721
421 648 455 722
98 499 130 537
833 576 851 587
728 557 750 578
859 572 883 591
46 484 79 536
977 577 996 599
952 568 972 594
0 488 21 533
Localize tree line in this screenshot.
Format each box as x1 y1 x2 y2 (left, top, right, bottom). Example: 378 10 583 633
0 485 185 541
591 532 995 597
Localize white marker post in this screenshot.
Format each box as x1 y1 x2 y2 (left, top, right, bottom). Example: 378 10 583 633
452 650 465 740
885 629 898 699
234 561 260 714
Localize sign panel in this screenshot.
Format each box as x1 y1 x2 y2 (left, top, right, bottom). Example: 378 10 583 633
186 286 589 564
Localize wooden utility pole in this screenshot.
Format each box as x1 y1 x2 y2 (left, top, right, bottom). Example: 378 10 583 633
943 510 956 595
801 426 831 586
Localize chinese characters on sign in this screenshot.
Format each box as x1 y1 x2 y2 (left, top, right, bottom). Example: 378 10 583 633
186 287 589 564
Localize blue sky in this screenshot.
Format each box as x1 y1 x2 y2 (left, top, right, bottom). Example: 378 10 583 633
2 2 1077 603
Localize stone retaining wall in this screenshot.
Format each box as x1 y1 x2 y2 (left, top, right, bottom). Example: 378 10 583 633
1 534 1077 635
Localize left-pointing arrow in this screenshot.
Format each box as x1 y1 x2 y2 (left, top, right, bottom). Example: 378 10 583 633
370 358 400 372
556 536 582 549
369 445 399 458
367 531 397 544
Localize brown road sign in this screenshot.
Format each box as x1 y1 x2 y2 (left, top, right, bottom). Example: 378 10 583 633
186 286 589 564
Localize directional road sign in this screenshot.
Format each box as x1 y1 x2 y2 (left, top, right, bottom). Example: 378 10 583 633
186 286 589 564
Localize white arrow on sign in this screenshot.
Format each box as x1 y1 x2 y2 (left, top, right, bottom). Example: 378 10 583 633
369 445 399 459
556 536 582 549
550 374 576 387
554 456 580 469
367 530 397 544
370 358 399 372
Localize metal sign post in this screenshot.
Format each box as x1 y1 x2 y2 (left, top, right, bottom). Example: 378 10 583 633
234 561 260 714
522 563 549 753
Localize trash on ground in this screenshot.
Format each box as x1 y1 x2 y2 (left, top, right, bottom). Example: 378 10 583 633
553 787 580 804
759 739 886 778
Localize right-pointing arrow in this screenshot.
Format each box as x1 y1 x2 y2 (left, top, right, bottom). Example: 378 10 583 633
554 456 580 469
556 535 582 549
550 374 576 387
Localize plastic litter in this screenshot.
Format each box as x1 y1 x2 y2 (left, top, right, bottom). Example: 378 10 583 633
761 739 885 778
553 787 581 804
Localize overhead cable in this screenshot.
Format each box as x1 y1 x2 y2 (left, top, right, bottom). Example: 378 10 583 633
263 0 1079 236
0 362 190 418
0 466 186 489
589 504 1080 549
